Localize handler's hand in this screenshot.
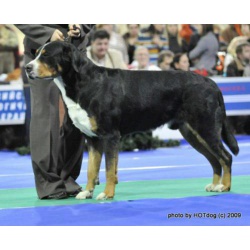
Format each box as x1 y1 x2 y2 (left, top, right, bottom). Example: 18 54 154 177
68 24 81 38
50 29 65 42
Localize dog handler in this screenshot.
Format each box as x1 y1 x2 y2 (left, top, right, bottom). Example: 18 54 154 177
15 24 95 199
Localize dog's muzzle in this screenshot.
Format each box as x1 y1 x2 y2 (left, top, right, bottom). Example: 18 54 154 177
25 63 36 79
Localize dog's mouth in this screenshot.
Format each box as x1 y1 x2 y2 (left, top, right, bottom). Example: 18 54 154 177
26 71 36 80
26 71 54 80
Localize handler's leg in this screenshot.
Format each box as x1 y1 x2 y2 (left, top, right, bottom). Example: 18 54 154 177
26 56 66 199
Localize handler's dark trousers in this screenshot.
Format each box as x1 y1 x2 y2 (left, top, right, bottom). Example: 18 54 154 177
25 54 85 199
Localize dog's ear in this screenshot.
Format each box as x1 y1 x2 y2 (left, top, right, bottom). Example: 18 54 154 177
63 43 80 73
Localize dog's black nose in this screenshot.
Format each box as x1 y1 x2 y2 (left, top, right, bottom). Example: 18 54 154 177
25 64 33 73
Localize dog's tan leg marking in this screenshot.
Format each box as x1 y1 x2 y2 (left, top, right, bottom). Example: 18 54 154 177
220 158 231 191
96 154 118 200
185 123 226 192
89 116 98 132
86 146 102 191
76 140 103 200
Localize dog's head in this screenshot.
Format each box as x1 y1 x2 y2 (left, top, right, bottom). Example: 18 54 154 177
25 41 81 80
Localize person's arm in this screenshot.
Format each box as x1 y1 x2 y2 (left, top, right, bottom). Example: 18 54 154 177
14 24 62 45
68 24 95 38
68 24 95 51
80 24 95 37
189 37 207 60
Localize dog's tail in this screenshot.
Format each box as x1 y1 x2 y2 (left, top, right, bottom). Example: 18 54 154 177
219 91 239 156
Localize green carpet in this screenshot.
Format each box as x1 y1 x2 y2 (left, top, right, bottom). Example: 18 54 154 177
1 176 250 209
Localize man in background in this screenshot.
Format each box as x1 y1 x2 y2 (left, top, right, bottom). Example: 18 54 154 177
87 29 127 69
226 42 250 77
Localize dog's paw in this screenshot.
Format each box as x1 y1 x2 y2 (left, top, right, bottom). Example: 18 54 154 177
96 192 107 200
75 190 93 200
205 183 225 192
96 192 114 200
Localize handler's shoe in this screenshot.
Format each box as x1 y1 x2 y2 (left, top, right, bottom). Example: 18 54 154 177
44 191 68 200
68 188 82 197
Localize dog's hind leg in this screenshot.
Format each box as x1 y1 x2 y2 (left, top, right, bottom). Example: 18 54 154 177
219 144 232 191
96 132 120 200
179 122 232 192
76 138 103 200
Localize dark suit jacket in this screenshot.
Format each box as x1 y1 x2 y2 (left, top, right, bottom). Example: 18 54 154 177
15 24 95 58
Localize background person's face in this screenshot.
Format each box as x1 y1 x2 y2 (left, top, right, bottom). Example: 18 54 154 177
136 49 149 68
159 56 173 70
101 24 113 34
92 38 109 58
128 24 139 37
175 54 189 71
153 24 164 33
192 24 203 35
241 24 250 36
167 24 178 36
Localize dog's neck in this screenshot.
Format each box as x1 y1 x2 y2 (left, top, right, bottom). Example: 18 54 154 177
59 55 97 104
60 67 79 102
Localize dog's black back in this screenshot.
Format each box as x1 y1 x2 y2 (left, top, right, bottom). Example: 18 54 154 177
67 60 220 137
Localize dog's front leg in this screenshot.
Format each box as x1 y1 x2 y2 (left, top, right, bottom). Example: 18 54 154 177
76 137 103 200
96 132 120 200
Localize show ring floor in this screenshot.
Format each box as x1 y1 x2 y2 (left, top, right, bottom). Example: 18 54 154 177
0 136 249 225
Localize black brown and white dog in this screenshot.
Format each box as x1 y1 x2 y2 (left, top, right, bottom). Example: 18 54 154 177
25 41 239 200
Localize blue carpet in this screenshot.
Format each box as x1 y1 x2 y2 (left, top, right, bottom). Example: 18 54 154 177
0 194 249 226
0 137 250 189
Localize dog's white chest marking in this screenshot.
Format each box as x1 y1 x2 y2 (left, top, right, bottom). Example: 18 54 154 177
54 77 97 137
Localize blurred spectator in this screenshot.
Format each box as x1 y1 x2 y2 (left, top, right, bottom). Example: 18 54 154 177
226 41 250 135
0 25 19 75
87 29 127 69
171 53 190 71
123 24 140 64
223 36 250 74
188 24 203 53
96 24 129 64
157 50 174 70
136 24 169 65
187 24 203 67
189 24 219 71
220 24 242 46
241 24 250 37
226 42 250 77
131 46 161 70
166 24 188 54
179 24 193 44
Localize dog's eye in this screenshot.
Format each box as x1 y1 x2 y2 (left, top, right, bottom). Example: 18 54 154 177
43 52 49 57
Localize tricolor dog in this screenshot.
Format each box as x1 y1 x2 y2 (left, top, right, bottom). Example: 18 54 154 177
25 41 239 200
